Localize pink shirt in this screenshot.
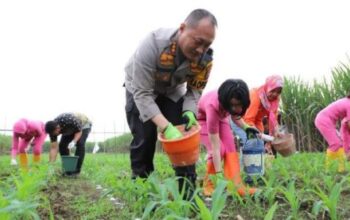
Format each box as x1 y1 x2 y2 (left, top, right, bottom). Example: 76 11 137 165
197 90 230 134
318 98 350 124
12 119 46 152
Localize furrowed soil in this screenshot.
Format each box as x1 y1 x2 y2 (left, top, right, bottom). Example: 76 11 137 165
38 173 120 219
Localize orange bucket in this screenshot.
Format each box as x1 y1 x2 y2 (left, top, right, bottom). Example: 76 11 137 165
158 124 201 167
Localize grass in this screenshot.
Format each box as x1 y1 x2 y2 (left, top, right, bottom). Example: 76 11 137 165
1 152 350 219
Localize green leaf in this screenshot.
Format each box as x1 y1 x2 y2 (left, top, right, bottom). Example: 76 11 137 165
194 195 211 220
312 200 323 216
211 180 227 220
264 202 278 220
141 201 159 220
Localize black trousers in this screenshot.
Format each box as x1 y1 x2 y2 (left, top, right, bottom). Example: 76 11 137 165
125 90 196 196
59 127 91 173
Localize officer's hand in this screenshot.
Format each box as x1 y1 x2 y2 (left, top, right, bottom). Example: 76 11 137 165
163 123 183 140
182 111 198 131
68 141 76 150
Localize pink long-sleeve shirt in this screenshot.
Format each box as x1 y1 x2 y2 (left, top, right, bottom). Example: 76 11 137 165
317 98 350 124
315 98 350 152
197 90 230 134
197 90 236 157
11 119 47 156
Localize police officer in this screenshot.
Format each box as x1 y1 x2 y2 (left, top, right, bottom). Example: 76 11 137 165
124 9 217 198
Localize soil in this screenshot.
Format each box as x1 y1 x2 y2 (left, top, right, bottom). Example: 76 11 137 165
37 172 119 219
0 171 12 182
0 166 19 183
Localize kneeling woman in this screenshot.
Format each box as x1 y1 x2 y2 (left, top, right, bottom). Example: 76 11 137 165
197 79 257 196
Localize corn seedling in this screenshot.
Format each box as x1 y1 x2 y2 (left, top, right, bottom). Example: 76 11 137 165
312 178 345 220
195 180 228 220
142 175 194 219
261 175 280 207
279 180 301 219
264 201 279 220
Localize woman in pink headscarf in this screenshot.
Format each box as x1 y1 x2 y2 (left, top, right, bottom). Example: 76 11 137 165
11 118 47 168
230 75 284 152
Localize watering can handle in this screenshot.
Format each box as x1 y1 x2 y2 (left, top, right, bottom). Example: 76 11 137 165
245 127 260 139
260 133 275 142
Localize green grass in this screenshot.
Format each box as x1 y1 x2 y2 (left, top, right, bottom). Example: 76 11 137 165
1 152 350 219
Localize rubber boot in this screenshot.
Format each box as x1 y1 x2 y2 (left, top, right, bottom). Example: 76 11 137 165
19 153 28 170
336 148 346 172
326 148 345 172
33 154 41 163
224 152 257 196
203 161 216 196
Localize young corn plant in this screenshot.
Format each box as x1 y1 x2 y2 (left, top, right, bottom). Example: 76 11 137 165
279 180 301 219
264 201 279 220
0 167 47 220
274 159 291 180
311 178 345 220
0 199 40 220
194 180 228 220
225 179 244 205
13 170 46 201
38 196 55 220
261 174 280 207
142 175 194 219
0 191 10 220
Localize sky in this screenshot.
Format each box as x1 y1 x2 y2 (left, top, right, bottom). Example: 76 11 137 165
1 0 350 141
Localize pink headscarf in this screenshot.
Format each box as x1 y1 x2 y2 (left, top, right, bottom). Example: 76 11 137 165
258 75 283 135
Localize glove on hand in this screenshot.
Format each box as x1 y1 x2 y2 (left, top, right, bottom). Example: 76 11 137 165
10 159 18 166
68 141 76 150
182 111 198 131
243 124 260 139
164 123 183 140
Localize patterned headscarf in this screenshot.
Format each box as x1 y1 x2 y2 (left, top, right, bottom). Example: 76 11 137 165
258 75 283 135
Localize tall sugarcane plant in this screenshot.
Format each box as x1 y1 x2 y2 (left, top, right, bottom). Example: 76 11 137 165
281 62 350 152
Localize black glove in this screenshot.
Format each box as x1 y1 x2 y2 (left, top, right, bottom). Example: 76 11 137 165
244 126 260 139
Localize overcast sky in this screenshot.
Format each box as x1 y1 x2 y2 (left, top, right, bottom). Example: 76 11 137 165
1 0 350 141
